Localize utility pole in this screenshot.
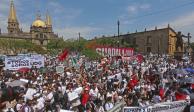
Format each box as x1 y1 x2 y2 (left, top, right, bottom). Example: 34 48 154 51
78 32 81 52
117 20 120 47
78 32 81 42
117 20 120 37
187 33 191 48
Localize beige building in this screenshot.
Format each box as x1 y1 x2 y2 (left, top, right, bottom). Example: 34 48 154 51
97 25 184 56
119 25 178 55
0 0 58 46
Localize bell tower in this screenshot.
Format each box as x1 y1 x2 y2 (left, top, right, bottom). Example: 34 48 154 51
7 0 20 34
45 11 53 33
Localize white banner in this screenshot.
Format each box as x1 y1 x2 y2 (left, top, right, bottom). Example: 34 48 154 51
123 100 188 112
5 56 30 70
5 55 44 70
30 54 44 68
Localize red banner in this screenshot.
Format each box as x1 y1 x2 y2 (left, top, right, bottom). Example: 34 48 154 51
96 47 134 57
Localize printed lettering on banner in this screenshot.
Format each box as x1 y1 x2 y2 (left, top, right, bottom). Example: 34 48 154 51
101 47 104 56
5 55 45 70
30 54 44 68
95 47 134 57
5 56 30 70
123 100 188 112
104 47 107 56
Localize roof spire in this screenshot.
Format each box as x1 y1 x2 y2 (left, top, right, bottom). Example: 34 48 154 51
36 10 41 20
46 10 52 26
8 0 17 22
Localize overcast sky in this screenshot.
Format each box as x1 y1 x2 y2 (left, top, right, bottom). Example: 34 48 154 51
0 0 194 41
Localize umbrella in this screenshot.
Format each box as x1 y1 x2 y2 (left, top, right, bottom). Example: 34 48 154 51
6 80 27 87
185 68 194 73
170 69 188 75
17 67 30 73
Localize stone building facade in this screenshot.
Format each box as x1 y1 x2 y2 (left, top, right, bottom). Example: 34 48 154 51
98 25 184 56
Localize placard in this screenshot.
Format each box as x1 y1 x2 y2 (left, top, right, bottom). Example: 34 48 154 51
56 66 64 74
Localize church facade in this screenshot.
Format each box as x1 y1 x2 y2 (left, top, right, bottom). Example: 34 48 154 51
0 0 59 46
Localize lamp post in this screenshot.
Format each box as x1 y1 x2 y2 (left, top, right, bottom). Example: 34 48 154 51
158 39 160 57
187 33 191 56
117 20 120 38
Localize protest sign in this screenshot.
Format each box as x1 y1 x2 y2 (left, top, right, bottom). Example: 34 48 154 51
56 66 64 74
68 91 79 101
5 56 30 70
30 54 44 68
5 55 45 70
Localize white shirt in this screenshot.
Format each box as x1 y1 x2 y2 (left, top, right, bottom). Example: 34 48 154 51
89 87 99 98
35 97 45 110
16 103 22 111
25 88 37 101
105 102 113 111
46 92 54 104
24 106 32 112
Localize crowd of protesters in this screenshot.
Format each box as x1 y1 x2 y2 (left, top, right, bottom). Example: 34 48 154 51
0 54 194 112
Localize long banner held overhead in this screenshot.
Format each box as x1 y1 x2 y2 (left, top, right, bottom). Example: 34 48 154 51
123 100 188 112
96 47 134 57
5 54 44 70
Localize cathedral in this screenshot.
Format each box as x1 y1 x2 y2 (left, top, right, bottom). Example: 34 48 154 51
0 0 59 46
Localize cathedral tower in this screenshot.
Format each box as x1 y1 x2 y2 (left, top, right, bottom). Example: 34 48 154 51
45 11 53 33
7 0 20 34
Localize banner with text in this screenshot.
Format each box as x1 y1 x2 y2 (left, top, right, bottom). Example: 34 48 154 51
123 100 188 112
30 54 44 68
5 55 45 70
96 47 134 57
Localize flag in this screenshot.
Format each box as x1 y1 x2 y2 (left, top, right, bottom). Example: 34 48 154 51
58 49 68 62
128 74 138 89
175 92 187 101
136 54 143 63
71 57 77 66
159 88 165 99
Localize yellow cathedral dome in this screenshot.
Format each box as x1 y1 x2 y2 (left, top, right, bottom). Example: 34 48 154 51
32 19 46 27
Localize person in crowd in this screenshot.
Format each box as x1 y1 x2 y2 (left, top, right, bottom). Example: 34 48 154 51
0 54 193 112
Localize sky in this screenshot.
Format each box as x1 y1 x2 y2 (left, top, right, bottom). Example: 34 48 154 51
0 0 194 41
